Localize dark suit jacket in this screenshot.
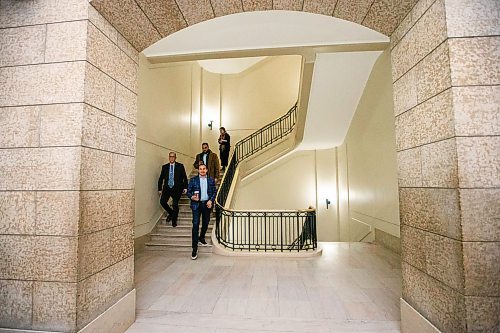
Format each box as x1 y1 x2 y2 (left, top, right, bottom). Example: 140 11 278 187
158 162 188 194
193 150 220 180
218 133 231 150
186 175 217 211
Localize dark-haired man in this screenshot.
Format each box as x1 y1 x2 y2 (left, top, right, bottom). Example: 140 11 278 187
193 143 220 182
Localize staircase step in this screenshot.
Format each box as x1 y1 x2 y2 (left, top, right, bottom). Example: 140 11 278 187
150 235 213 245
145 243 213 252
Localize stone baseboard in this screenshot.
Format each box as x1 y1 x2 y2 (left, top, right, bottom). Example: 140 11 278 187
401 298 441 333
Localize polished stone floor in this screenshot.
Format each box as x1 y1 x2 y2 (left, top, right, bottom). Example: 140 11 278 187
126 243 402 333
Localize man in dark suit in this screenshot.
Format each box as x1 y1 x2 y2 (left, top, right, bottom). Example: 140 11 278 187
186 163 217 260
158 152 188 227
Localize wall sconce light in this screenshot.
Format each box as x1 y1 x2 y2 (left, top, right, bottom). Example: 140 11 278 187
326 198 331 209
208 120 213 130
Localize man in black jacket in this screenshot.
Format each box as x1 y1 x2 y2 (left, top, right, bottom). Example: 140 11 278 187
158 152 188 227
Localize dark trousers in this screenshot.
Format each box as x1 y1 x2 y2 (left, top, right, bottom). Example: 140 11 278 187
160 187 181 223
191 202 211 249
220 148 230 167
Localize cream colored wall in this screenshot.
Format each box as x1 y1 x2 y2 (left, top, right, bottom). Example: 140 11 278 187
339 49 400 240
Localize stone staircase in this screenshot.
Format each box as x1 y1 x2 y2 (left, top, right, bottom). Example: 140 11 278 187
145 170 223 253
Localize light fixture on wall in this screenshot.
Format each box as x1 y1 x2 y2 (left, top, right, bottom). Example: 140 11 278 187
326 198 331 209
208 120 213 130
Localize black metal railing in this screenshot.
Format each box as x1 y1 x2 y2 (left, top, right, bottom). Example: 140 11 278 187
215 103 317 252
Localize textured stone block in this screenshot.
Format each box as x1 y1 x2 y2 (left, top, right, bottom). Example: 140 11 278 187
0 149 36 190
110 223 134 264
411 0 435 23
0 62 86 107
33 281 77 332
449 36 500 86
112 154 135 189
463 242 500 296
374 228 401 254
465 296 500 333
45 20 88 63
0 0 88 28
0 25 45 67
390 10 412 49
35 236 78 282
78 229 112 279
399 188 461 240
445 0 500 38
0 106 40 148
90 0 161 51
81 148 113 190
392 68 417 115
416 41 451 103
425 233 464 292
273 0 303 10
36 191 80 236
115 49 139 93
395 89 454 151
211 0 243 16
176 0 214 26
421 138 458 188
0 235 34 280
397 148 422 187
452 86 500 137
37 147 82 190
115 83 137 124
77 256 134 329
40 103 84 147
334 0 373 24
391 27 418 81
117 33 139 64
401 225 427 272
135 0 187 36
84 62 115 115
362 0 418 36
88 4 118 43
456 137 500 188
460 189 500 242
242 0 273 11
402 263 467 333
0 192 35 235
0 280 32 329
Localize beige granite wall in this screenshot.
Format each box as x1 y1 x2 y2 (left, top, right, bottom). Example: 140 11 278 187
391 0 499 332
0 0 137 331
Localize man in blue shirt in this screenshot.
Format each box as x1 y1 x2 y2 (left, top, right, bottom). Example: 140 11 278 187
187 162 217 260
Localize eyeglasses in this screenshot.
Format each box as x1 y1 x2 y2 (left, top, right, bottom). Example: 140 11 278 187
168 155 175 158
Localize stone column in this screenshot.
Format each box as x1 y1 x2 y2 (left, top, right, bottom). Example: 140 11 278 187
0 0 137 331
391 0 499 332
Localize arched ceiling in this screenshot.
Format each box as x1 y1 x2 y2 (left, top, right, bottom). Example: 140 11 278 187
90 0 418 52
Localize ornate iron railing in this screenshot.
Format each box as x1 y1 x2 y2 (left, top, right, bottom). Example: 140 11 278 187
215 103 317 252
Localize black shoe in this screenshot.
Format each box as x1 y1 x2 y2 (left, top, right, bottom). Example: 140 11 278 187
172 221 177 227
198 239 208 246
191 248 198 260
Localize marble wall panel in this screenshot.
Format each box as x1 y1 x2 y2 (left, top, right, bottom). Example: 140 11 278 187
273 0 303 10
88 4 118 43
0 25 45 67
39 103 84 147
90 0 161 51
135 0 187 36
415 41 451 103
0 192 35 235
115 84 137 125
33 282 77 332
449 36 500 86
45 20 88 63
112 154 136 189
421 138 458 188
399 188 461 239
35 236 78 282
77 256 134 329
445 0 500 38
0 280 32 329
242 0 273 11
463 242 500 296
401 225 427 271
211 0 244 16
117 33 140 64
84 62 115 115
460 189 500 242
0 0 88 28
0 62 86 107
465 296 500 333
0 235 34 280
452 86 500 137
397 147 422 187
362 0 418 36
456 137 500 188
78 229 112 280
0 149 37 190
115 47 139 93
402 262 467 333
410 0 436 23
81 148 113 190
390 27 418 81
37 147 82 190
425 233 464 292
334 0 373 24
36 191 80 236
0 106 40 148
175 0 214 26
392 68 417 116
110 223 134 264
117 190 135 225
395 89 454 151
390 10 412 49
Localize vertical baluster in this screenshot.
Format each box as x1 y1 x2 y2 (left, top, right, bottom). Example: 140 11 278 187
280 212 283 252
